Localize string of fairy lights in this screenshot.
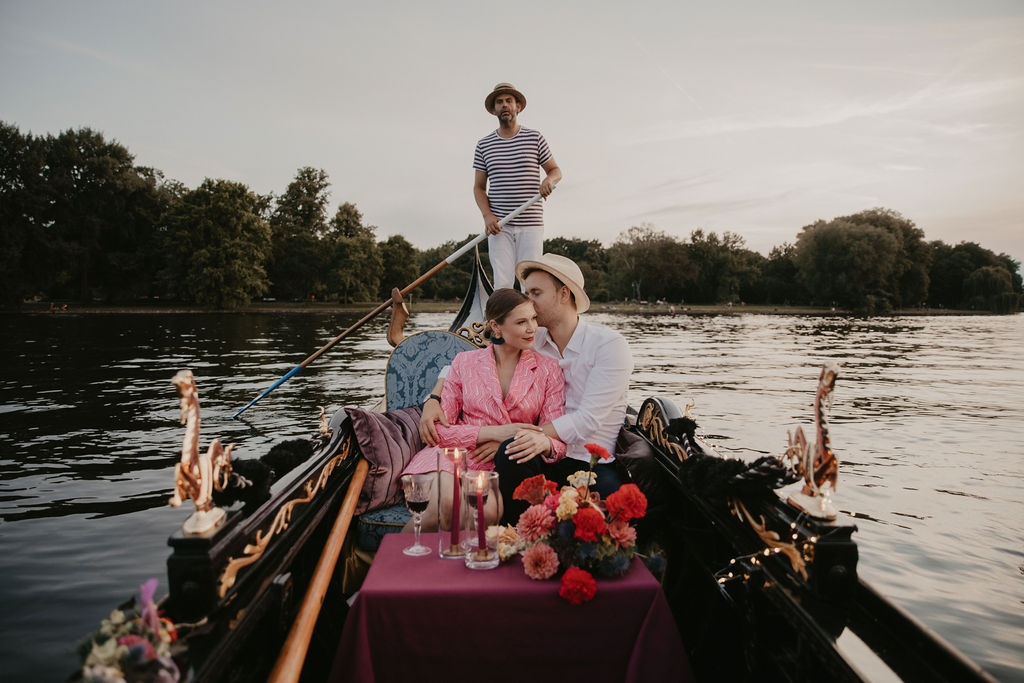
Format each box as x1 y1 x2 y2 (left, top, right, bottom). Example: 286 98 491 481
713 512 821 587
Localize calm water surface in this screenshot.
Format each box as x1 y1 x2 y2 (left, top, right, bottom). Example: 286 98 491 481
1 311 1021 681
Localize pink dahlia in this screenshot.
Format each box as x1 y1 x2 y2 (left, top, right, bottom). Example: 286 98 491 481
607 519 637 548
522 543 560 580
516 504 556 543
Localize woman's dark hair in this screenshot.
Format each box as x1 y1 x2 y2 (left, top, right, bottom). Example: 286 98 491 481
483 288 531 340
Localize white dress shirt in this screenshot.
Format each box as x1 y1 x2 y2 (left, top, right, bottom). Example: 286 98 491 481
532 320 633 463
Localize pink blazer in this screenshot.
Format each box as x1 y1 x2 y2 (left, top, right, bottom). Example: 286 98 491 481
404 346 567 475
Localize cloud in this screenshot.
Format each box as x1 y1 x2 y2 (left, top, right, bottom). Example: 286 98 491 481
28 30 146 75
628 75 1024 144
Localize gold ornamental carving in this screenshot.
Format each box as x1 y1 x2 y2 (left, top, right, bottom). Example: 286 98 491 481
217 438 352 598
454 322 488 348
169 370 233 535
638 401 688 462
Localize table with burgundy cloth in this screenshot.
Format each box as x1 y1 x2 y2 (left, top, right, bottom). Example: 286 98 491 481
329 532 694 683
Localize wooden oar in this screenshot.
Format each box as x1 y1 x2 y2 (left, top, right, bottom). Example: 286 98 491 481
232 192 546 418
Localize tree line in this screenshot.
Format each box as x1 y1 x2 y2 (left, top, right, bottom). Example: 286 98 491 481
1 123 1020 313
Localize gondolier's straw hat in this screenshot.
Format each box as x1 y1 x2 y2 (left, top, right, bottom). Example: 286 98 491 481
485 82 526 113
516 254 591 314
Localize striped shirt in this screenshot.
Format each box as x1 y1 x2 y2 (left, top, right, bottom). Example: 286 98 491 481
473 127 552 229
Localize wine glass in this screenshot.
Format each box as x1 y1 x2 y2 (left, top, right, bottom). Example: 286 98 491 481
401 473 434 556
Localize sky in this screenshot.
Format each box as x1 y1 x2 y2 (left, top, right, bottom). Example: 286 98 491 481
2 0 1022 266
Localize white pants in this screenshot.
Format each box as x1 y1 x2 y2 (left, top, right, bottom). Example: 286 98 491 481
488 227 544 290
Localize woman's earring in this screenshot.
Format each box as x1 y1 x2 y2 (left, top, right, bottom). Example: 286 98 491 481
491 333 505 345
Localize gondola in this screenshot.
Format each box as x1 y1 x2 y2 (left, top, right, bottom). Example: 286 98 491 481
74 249 996 683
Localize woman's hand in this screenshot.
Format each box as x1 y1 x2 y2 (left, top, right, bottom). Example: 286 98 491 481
418 399 449 446
468 440 500 465
506 428 551 464
478 423 537 444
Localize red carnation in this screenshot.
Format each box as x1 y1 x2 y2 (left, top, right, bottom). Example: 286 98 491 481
513 474 559 505
584 443 613 461
559 568 597 604
605 483 648 522
572 506 607 542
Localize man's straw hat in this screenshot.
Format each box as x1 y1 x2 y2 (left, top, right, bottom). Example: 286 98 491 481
516 253 590 314
485 82 527 114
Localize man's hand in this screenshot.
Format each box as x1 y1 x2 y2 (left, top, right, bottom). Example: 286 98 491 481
484 212 502 235
539 177 556 197
418 399 449 446
505 428 550 464
468 440 500 465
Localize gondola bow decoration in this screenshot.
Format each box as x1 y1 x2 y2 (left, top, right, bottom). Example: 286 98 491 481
786 362 840 519
169 370 234 534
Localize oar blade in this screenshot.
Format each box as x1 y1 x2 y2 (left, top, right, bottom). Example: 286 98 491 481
232 364 304 419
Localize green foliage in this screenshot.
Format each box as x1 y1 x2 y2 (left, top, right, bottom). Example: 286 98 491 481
0 123 47 307
378 234 420 298
327 234 382 303
928 241 1022 311
268 167 332 300
681 230 750 304
1 121 1018 314
795 219 899 313
605 225 696 302
159 179 271 309
838 208 930 307
755 243 809 305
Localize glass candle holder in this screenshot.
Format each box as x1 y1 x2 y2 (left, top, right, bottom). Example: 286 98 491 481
437 447 469 559
462 470 500 570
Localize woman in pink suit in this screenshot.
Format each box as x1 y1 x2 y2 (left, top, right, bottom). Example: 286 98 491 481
402 288 566 530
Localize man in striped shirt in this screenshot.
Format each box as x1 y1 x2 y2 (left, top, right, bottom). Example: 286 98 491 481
475 82 562 289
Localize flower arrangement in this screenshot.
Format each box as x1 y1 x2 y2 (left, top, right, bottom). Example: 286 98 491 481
73 579 180 683
496 443 649 604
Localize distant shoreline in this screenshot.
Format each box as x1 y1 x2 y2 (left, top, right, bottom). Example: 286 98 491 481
10 301 1001 316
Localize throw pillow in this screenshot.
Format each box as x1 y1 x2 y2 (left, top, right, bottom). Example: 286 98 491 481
346 405 424 514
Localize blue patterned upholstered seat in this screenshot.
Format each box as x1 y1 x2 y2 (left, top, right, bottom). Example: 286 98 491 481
384 331 477 410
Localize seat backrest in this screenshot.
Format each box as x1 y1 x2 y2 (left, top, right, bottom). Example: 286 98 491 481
384 331 477 410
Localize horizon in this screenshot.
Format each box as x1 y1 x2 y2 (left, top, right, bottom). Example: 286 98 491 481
2 1 1021 266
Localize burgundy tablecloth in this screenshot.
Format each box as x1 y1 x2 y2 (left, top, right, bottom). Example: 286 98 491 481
329 533 693 683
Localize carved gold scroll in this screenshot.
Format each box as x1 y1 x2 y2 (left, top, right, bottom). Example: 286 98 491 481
217 437 352 598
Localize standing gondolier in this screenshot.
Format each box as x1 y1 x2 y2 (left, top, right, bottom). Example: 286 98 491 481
475 82 562 289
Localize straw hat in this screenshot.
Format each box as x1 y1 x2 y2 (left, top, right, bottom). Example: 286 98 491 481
516 253 590 314
485 82 527 114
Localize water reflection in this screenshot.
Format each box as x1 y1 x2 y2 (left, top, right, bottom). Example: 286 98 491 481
0 312 1021 681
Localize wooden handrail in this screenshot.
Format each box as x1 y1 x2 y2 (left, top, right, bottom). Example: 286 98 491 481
268 457 370 683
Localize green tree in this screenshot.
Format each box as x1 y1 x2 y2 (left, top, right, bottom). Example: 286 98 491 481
324 202 381 302
606 225 695 301
330 202 375 239
158 179 271 308
795 219 898 312
839 208 930 307
268 167 331 300
928 241 1022 311
683 230 751 304
964 265 1016 312
378 234 420 298
755 243 809 305
0 123 47 308
38 127 161 302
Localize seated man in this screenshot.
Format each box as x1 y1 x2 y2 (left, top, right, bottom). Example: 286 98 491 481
420 253 633 524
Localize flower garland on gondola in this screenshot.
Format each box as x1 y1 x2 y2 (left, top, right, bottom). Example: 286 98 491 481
72 579 180 683
495 444 649 604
